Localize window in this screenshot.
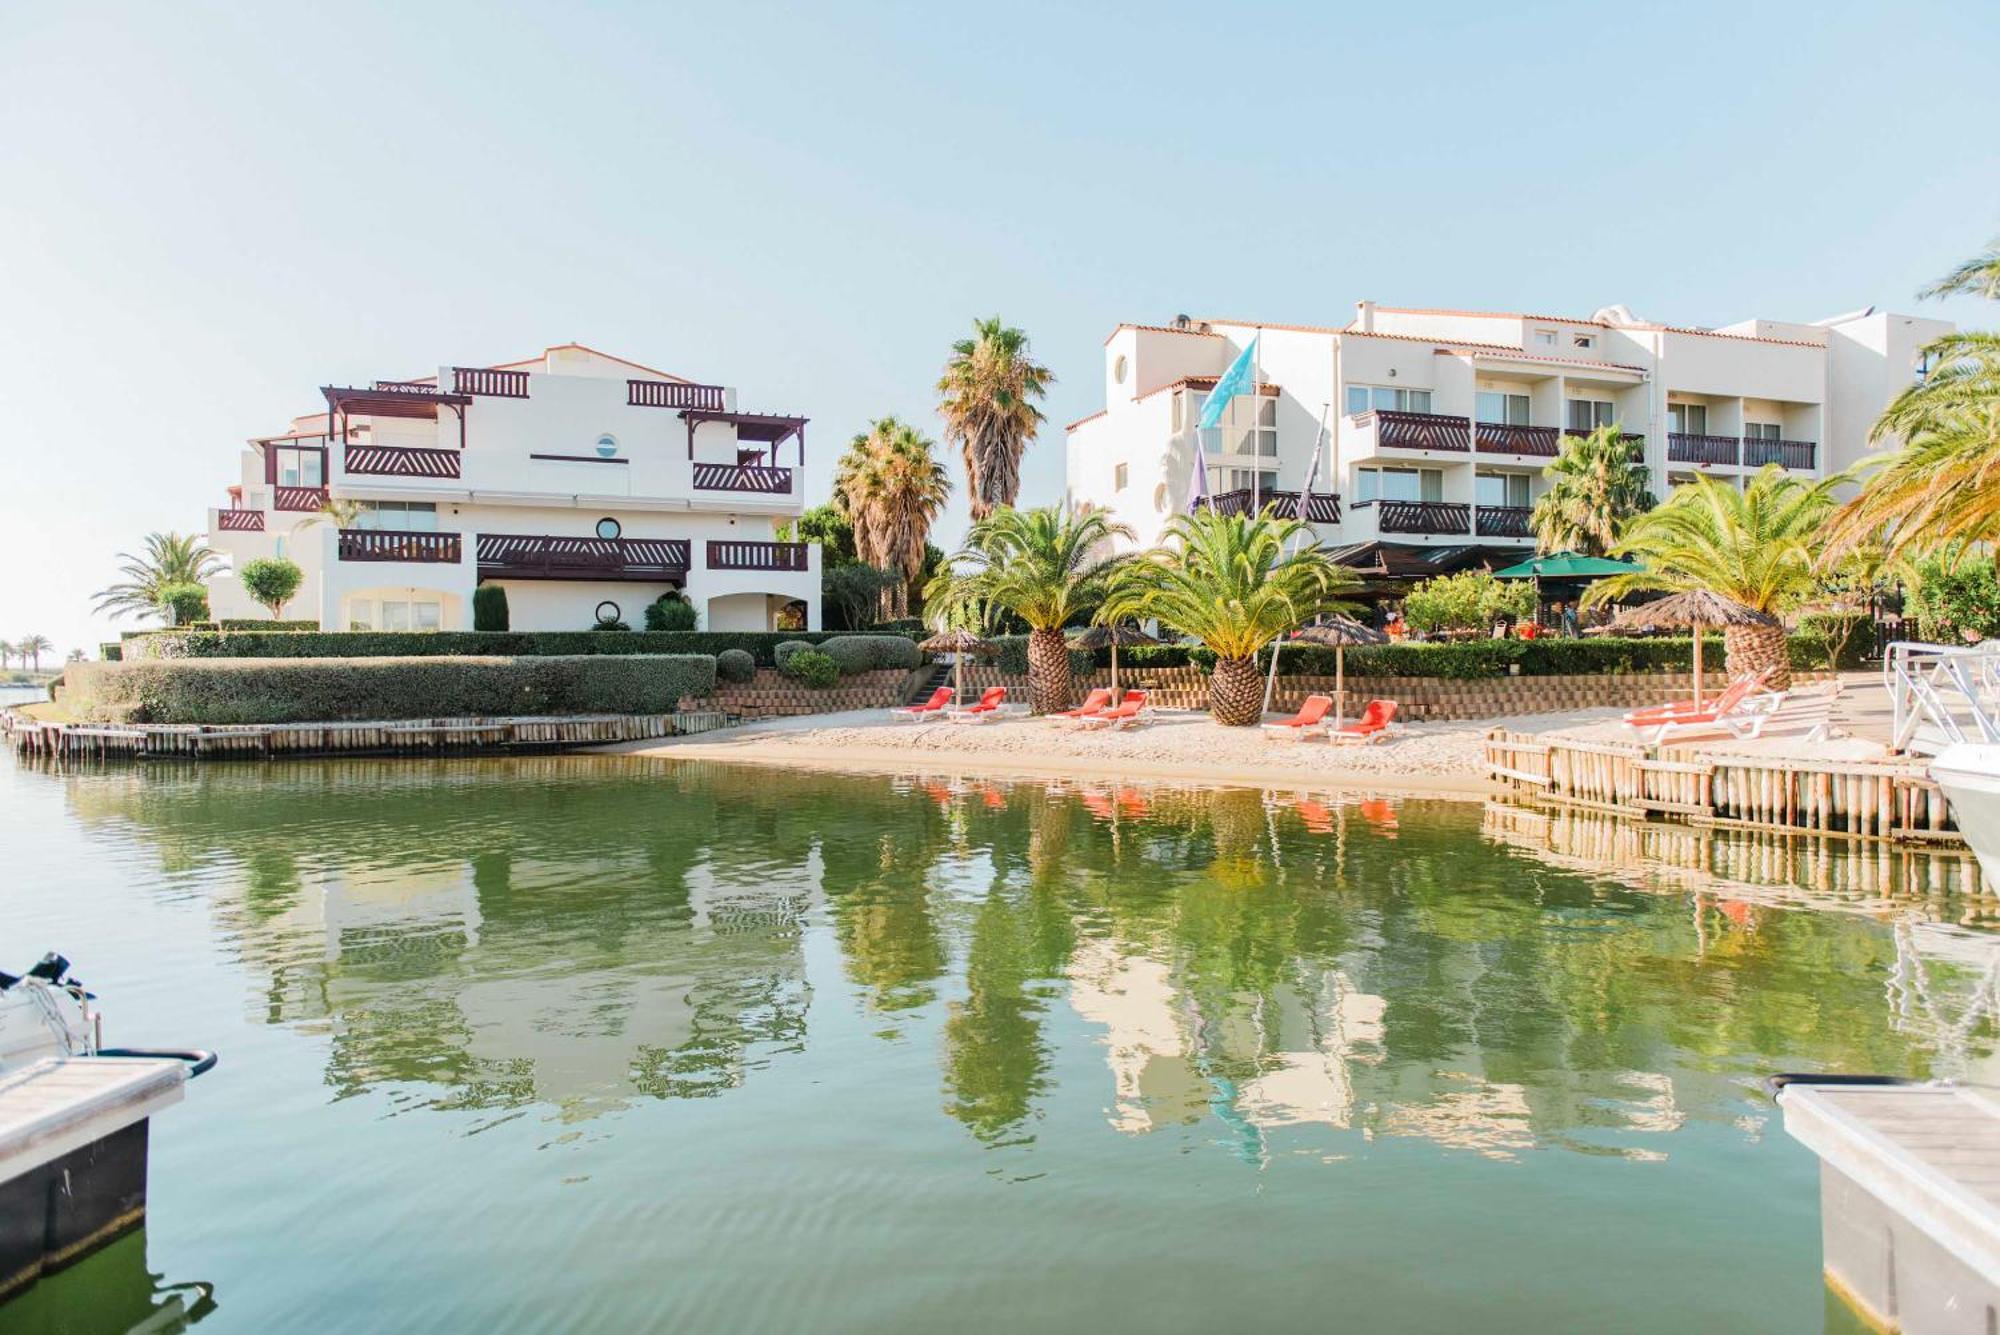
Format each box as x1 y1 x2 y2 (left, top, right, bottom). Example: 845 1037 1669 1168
595 600 622 625
352 500 438 532
1571 334 1595 350
1533 330 1557 347
1744 422 1782 441
352 598 442 631
1171 393 1184 432
595 516 623 539
1476 471 1531 507
1344 385 1433 417
595 434 619 458
272 445 325 487
1356 466 1443 503
1114 463 1129 491
1197 393 1277 457
1668 403 1709 436
1113 354 1129 385
1214 468 1280 494
1475 391 1531 426
1914 350 1934 385
1565 399 1616 432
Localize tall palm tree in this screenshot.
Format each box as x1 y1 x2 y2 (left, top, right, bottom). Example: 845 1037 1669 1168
936 318 1053 521
1101 510 1361 725
91 532 223 622
16 635 52 671
0 641 14 670
1531 426 1656 556
1830 238 2000 560
1587 466 1833 688
925 506 1132 714
834 418 952 620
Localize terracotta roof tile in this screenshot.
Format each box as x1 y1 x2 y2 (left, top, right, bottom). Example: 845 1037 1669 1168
1104 322 1225 344
1066 409 1109 431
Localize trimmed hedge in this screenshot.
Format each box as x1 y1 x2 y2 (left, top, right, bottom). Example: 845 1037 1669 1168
1095 636 1735 679
472 586 509 632
716 648 756 683
991 635 1094 679
121 628 919 667
817 634 923 675
61 655 717 725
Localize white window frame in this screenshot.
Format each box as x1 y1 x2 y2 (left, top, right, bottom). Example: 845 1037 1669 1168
1475 470 1531 508
1668 403 1709 436
1533 329 1558 348
1356 466 1444 504
1114 462 1129 491
1475 391 1531 426
1571 334 1596 350
1744 421 1782 441
1344 384 1434 417
1565 399 1616 432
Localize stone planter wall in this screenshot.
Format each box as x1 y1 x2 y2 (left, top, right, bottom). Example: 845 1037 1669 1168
688 668 923 720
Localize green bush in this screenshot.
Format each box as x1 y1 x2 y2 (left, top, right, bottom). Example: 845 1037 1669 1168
472 585 510 633
871 618 927 637
589 619 632 632
156 582 211 626
1105 635 1729 679
816 634 923 675
1909 557 2000 643
118 629 917 666
61 654 718 725
644 595 699 632
1795 613 1878 670
716 648 756 683
784 649 839 690
1400 571 1535 634
238 557 304 618
217 618 319 632
772 640 817 675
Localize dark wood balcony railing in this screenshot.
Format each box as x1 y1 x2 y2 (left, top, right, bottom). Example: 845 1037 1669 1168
344 445 463 479
1475 422 1561 457
629 379 727 411
476 534 690 582
274 486 329 512
1356 409 1472 452
705 540 810 573
337 530 463 563
1743 438 1817 470
372 379 441 395
1667 434 1741 466
1210 489 1342 523
691 462 793 493
217 509 264 532
1475 505 1534 539
451 367 530 398
1358 499 1472 536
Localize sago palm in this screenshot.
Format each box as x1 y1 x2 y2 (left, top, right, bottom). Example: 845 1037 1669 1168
834 418 952 620
925 506 1132 714
1101 510 1361 725
91 532 223 621
1587 466 1833 688
936 318 1053 521
1531 426 1655 556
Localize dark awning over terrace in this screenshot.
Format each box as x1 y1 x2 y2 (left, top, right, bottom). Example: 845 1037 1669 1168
323 384 474 449
681 410 807 464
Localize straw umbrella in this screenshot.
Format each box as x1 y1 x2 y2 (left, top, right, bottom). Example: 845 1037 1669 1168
1068 623 1161 700
1288 616 1388 728
1606 590 1778 710
918 628 997 706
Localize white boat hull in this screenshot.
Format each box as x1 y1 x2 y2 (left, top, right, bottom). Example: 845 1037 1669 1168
1933 743 2000 892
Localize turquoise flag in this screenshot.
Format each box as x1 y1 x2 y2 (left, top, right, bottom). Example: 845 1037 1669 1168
1196 336 1257 430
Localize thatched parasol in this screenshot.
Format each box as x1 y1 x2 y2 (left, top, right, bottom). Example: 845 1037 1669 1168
1607 590 1777 709
1289 617 1390 727
1068 623 1161 697
918 629 998 706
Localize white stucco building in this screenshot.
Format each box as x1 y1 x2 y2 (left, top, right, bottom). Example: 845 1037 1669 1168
1066 302 1950 582
204 343 820 632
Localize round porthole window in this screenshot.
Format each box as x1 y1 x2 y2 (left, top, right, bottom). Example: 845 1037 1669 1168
595 516 622 540
1113 354 1129 385
595 600 622 625
595 434 618 458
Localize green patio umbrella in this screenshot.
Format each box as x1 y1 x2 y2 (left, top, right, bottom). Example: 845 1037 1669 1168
1492 551 1643 580
1067 623 1161 699
1289 617 1389 729
918 629 998 706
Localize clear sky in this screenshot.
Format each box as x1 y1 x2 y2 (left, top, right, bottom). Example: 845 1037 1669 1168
4 0 1996 659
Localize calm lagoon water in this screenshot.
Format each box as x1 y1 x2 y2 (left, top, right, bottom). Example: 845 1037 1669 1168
3 749 1994 1334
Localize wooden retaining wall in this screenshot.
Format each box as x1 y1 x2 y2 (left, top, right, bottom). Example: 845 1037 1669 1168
0 709 724 762
1485 729 1959 845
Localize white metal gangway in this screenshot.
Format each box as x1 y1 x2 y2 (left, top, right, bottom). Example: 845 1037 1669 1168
1885 640 2000 754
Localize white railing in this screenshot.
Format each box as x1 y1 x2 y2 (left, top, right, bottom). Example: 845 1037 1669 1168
1884 640 2000 753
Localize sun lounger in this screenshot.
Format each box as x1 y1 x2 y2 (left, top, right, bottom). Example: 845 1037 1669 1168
1624 669 1774 728
890 687 954 721
1326 699 1398 745
1075 691 1151 731
1262 694 1335 740
947 686 1009 723
1051 688 1115 723
1631 687 1785 745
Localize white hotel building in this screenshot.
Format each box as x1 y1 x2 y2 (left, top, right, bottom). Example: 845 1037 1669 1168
204 343 820 632
1066 302 1950 582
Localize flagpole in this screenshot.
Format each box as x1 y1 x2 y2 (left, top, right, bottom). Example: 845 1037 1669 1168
1262 401 1330 714
1251 330 1263 513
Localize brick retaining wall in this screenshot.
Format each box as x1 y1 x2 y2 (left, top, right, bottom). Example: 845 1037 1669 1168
688 668 920 720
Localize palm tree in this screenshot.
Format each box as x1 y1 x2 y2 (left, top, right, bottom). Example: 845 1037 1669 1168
925 506 1132 714
91 532 223 622
1531 426 1656 556
1829 238 2000 560
834 418 952 620
0 641 13 670
16 635 52 671
1101 510 1361 725
1587 466 1833 688
936 318 1053 521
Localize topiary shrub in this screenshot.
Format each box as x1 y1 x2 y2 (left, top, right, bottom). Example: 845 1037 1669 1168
784 649 839 689
772 640 817 675
716 648 755 683
644 595 699 632
473 585 510 632
238 558 304 619
816 636 874 676
156 582 211 626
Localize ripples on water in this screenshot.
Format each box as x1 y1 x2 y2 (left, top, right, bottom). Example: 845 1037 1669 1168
3 752 1993 1334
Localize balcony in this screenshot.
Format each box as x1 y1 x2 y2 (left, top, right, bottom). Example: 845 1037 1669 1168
217 509 264 532
344 445 463 479
1743 438 1817 470
1210 489 1342 523
1474 423 1561 457
1667 434 1741 466
476 533 691 582
1358 500 1472 536
274 486 328 512
691 463 794 494
338 530 463 564
1355 409 1471 452
1475 506 1534 539
629 379 727 411
706 540 810 572
451 367 530 398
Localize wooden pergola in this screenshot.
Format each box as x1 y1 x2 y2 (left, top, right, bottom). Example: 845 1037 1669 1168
321 384 474 450
680 409 807 466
